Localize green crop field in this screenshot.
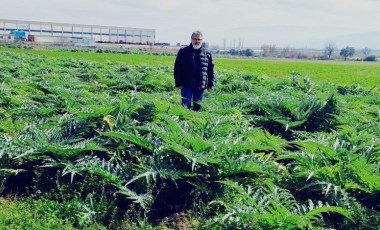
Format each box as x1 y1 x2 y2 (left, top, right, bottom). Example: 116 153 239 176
216 58 380 88
1 47 380 229
2 46 380 88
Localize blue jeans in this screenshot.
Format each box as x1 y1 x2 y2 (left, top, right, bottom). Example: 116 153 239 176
181 88 204 111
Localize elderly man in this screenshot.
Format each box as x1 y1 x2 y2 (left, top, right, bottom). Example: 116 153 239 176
174 31 215 111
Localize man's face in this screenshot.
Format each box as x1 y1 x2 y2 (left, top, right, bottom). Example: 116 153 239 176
191 35 203 48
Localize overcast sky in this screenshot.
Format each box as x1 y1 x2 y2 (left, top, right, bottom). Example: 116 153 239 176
2 0 380 49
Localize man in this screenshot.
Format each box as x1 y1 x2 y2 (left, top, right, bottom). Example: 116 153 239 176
174 31 215 111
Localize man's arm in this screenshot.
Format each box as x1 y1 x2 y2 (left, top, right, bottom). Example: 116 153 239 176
174 48 184 87
206 52 215 89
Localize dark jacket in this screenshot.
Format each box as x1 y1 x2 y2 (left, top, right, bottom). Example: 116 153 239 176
174 44 215 90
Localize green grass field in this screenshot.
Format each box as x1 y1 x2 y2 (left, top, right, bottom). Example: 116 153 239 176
2 46 380 88
216 58 380 88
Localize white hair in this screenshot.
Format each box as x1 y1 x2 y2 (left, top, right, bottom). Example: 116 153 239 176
191 31 203 39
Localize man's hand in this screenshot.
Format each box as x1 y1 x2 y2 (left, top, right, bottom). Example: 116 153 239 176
207 88 213 92
176 86 184 89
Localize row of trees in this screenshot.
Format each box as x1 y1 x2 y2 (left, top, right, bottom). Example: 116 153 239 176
214 43 376 61
325 42 376 61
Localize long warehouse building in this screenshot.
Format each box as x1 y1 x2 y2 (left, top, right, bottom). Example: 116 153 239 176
0 19 155 45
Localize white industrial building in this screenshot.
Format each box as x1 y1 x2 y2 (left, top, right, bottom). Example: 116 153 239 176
0 19 155 45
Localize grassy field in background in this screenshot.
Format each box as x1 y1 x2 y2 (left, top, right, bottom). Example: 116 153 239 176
2 47 380 88
216 58 380 88
0 47 175 66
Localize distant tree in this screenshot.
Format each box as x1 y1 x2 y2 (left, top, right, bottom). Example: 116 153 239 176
228 49 239 55
361 47 371 56
281 47 290 58
261 44 277 57
269 44 277 54
324 42 337 59
340 46 355 61
242 49 254 56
